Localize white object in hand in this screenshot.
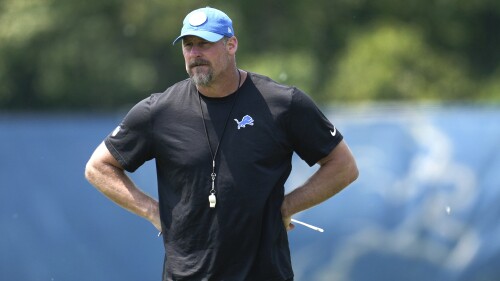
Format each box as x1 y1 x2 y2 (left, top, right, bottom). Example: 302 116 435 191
291 219 324 233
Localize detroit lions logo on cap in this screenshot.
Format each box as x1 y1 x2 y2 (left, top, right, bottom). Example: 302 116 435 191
188 10 208 26
234 115 254 130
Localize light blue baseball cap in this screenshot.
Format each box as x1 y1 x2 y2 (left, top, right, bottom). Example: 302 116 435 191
173 7 234 45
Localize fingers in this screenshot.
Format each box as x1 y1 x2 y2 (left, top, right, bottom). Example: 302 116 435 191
283 216 295 231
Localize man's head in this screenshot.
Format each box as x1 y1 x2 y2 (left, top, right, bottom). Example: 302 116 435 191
174 7 238 87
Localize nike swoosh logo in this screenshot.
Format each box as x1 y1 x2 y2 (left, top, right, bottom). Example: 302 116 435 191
330 127 337 137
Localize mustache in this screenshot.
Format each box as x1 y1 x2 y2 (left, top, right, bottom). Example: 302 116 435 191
189 59 210 68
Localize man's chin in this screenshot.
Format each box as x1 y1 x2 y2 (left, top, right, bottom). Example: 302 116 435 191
191 73 213 86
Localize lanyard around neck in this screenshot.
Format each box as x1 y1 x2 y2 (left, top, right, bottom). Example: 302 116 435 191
197 70 242 208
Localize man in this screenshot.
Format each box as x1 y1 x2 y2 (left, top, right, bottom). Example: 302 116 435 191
85 7 358 281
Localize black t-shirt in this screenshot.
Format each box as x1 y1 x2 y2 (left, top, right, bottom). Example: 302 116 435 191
105 72 343 281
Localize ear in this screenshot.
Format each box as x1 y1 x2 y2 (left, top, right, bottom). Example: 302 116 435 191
226 36 238 55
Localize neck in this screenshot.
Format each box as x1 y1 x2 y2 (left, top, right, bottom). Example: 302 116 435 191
197 68 245 98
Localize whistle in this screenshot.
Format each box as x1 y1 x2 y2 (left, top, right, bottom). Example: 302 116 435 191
209 194 216 208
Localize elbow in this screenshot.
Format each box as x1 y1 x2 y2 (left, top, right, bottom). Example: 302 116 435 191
342 158 359 187
349 163 359 185
344 148 359 186
84 142 122 186
84 159 97 184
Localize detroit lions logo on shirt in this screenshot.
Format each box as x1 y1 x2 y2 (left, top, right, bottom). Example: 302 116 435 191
234 115 254 130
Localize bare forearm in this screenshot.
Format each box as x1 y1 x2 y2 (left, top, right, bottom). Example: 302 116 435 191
282 161 355 217
85 159 160 230
281 141 358 219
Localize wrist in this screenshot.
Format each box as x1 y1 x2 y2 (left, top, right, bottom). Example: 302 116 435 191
281 196 293 218
145 199 159 220
146 200 162 232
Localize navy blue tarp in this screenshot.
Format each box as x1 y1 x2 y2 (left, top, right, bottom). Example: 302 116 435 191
1 104 499 281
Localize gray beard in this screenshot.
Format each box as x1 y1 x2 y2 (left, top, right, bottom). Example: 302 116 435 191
190 71 213 87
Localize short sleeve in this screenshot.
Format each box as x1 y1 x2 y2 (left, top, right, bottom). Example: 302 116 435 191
287 88 343 166
104 96 155 172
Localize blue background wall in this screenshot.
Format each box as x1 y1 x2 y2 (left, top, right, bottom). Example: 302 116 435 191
1 104 499 281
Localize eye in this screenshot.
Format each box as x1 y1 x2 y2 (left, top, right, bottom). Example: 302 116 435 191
182 42 193 50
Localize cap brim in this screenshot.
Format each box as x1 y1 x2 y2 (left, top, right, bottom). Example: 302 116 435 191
172 31 224 45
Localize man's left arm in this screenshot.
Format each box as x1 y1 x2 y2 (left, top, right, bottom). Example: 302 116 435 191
281 140 359 231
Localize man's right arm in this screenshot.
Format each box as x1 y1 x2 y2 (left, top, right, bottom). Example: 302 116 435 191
84 142 161 232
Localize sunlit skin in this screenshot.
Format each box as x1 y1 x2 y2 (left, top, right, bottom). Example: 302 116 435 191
181 35 244 98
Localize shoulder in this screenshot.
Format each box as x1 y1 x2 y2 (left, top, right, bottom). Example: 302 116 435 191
123 79 195 125
154 78 194 103
246 72 298 109
140 79 196 113
247 72 314 110
164 78 193 93
248 72 295 95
